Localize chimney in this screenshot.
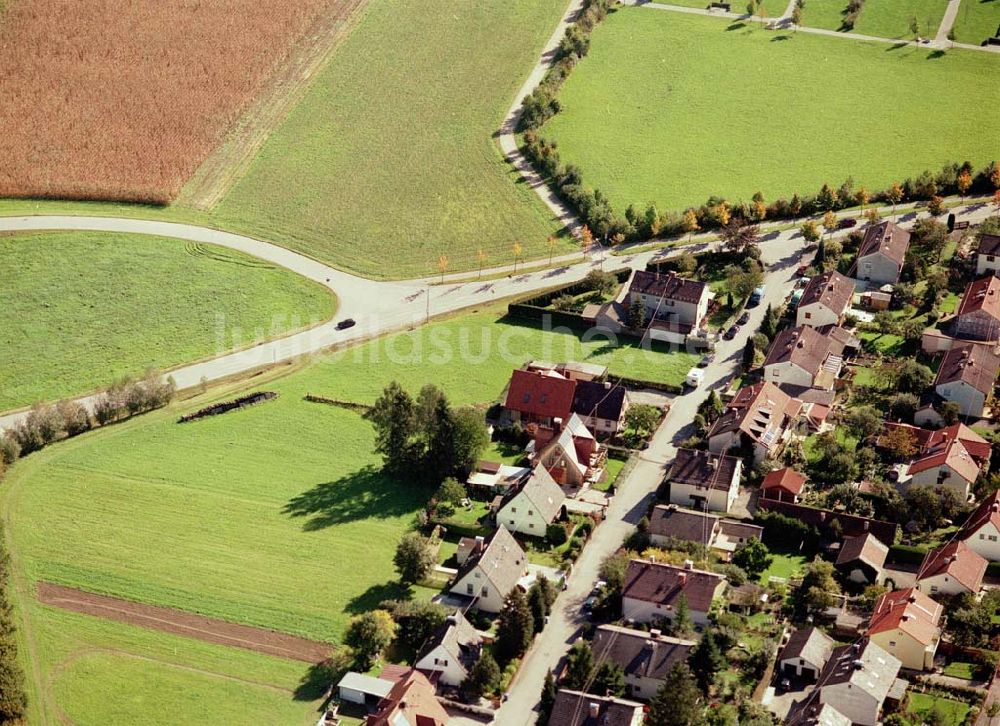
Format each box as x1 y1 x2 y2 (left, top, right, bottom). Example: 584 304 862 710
604 381 611 389
991 502 999 513
683 559 694 570
852 659 865 670
650 629 662 638
908 594 917 603
589 702 601 719
678 573 688 585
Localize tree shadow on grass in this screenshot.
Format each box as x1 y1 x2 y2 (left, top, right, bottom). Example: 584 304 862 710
726 21 747 30
771 34 793 41
887 41 910 51
294 651 354 703
345 581 414 615
926 49 946 59
283 466 421 531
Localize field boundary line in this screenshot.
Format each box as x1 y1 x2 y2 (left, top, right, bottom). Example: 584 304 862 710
176 0 371 210
37 582 332 663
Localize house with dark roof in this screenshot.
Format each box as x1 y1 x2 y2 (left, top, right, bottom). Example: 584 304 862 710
365 668 449 726
796 271 855 327
591 625 696 700
761 467 808 503
835 533 889 585
502 367 576 428
414 610 483 686
959 491 1000 561
785 697 852 726
571 379 630 435
763 325 856 392
648 504 761 561
916 539 987 596
449 525 527 612
622 559 726 626
778 627 835 682
495 466 565 537
953 275 1000 342
975 233 1000 276
707 382 801 464
931 342 1000 419
789 639 902 726
549 689 645 726
853 221 910 286
867 588 941 671
666 448 743 513
626 269 710 343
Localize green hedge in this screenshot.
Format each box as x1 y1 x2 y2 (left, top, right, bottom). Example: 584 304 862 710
888 544 929 565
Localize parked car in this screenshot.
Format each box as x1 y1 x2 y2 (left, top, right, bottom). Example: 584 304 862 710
698 353 714 368
685 368 705 388
723 324 740 340
336 318 356 330
838 217 858 229
748 286 766 306
737 311 750 325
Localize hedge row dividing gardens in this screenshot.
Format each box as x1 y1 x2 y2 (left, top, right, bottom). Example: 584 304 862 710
0 517 27 724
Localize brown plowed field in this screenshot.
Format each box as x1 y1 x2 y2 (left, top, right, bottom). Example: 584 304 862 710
0 0 357 204
37 582 331 663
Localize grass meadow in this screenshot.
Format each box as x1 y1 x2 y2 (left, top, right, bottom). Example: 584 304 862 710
0 232 334 410
210 0 571 279
952 0 1000 43
541 8 1000 214
796 0 949 36
3 304 694 720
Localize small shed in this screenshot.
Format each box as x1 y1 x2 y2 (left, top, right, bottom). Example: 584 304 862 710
336 672 394 705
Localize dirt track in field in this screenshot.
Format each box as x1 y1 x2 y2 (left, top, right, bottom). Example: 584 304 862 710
37 582 331 663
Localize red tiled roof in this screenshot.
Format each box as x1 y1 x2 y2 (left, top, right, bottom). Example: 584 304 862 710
906 439 981 484
957 276 1000 322
366 669 449 726
918 540 987 592
857 221 910 267
935 342 1000 394
868 588 941 646
798 270 855 315
504 368 576 421
761 467 807 496
960 490 1000 542
622 560 724 614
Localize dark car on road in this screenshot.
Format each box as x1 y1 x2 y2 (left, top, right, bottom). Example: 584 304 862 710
723 324 740 340
336 318 356 330
698 353 714 368
838 218 857 229
737 312 750 325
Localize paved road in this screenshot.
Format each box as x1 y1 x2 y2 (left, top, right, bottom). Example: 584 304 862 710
935 0 962 43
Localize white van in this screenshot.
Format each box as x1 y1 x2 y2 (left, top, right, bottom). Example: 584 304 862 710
686 368 705 388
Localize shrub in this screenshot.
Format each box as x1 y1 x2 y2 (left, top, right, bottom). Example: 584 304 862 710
0 437 20 465
56 399 91 436
546 523 569 546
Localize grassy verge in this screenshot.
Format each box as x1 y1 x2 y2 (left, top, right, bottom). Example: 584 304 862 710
0 231 334 410
951 0 1000 44
541 7 1000 214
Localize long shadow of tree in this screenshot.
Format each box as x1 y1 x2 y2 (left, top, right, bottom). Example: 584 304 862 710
345 581 414 615
282 465 422 531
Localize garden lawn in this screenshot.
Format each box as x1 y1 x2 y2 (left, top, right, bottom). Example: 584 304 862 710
0 231 334 410
210 0 569 278
906 692 971 723
851 0 949 38
941 660 977 679
541 8 1000 214
762 548 808 581
951 0 1000 43
796 0 854 29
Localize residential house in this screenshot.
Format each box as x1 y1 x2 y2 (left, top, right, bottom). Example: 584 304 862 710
796 271 855 327
931 342 1000 419
449 525 527 613
882 421 989 501
591 624 696 700
502 367 576 428
853 221 910 286
626 269 710 343
785 697 852 726
647 504 761 561
622 559 726 627
761 467 808 503
531 413 605 489
953 275 1000 342
763 325 856 392
549 689 645 726
975 233 1000 276
756 499 898 546
835 533 889 585
866 588 941 671
778 627 835 682
791 639 902 726
958 491 1000 560
365 669 449 726
916 539 987 596
706 382 801 464
571 379 630 435
413 611 483 687
666 448 743 513
495 466 565 537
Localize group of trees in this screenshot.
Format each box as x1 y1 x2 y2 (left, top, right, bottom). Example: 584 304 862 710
3 370 174 460
365 382 489 485
0 522 26 724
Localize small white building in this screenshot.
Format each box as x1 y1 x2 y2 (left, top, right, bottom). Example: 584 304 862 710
666 448 742 513
959 491 1000 561
778 627 835 682
932 343 1000 419
853 221 910 287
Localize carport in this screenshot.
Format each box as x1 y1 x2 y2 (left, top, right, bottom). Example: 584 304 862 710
336 672 394 705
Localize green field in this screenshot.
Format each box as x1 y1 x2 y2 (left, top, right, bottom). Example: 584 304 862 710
799 0 950 36
952 0 1000 43
541 8 1000 214
209 0 570 279
0 232 334 410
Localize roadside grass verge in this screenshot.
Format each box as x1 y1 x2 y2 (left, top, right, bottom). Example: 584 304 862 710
951 0 1000 44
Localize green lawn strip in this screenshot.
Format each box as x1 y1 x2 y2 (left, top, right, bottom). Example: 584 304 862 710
906 692 971 723
797 0 855 29
857 331 906 355
951 0 1000 43
0 231 334 410
209 0 570 279
541 8 1000 214
941 661 977 679
485 440 528 465
592 454 627 492
853 0 949 39
761 548 808 582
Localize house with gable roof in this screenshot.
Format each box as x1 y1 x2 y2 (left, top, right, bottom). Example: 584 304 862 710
365 668 449 726
953 275 1000 342
666 448 742 513
761 467 808 503
763 325 856 392
853 221 910 286
929 342 1000 420
796 271 855 328
916 539 987 596
707 381 801 463
413 610 483 686
448 525 527 613
975 233 1000 276
531 413 606 489
549 689 645 726
866 588 941 671
626 269 710 343
621 559 726 626
959 491 1000 561
495 466 565 537
591 624 696 700
778 626 835 682
835 533 889 585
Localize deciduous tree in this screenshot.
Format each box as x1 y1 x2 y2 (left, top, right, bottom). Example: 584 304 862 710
344 610 396 670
